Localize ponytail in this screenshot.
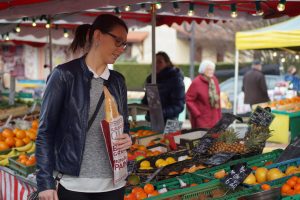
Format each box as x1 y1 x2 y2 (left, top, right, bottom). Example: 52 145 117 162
70 24 91 53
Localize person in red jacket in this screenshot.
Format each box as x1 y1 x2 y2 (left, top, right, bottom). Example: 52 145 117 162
186 60 221 129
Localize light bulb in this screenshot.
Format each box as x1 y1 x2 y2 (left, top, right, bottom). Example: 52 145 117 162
188 10 194 16
296 55 299 60
64 32 69 38
231 11 238 18
256 10 264 16
277 3 285 11
273 52 277 57
5 35 9 40
155 3 162 9
281 58 286 63
32 22 36 27
16 26 21 33
124 5 131 12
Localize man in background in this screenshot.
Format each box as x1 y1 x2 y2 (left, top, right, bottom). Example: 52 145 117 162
242 60 270 107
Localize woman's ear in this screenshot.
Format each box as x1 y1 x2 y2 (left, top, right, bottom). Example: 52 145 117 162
93 30 102 47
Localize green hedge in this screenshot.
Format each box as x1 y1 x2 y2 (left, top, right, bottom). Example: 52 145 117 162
114 62 251 91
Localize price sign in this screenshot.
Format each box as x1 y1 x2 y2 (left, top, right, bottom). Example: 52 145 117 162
204 152 235 166
207 113 243 135
192 136 215 155
249 106 275 127
127 160 136 175
221 163 252 190
164 119 182 134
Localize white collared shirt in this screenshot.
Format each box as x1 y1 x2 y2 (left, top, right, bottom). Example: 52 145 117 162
87 65 110 80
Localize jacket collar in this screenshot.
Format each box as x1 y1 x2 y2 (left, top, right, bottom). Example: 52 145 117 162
80 55 94 80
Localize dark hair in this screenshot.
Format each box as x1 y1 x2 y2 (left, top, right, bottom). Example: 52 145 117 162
70 14 128 53
252 59 262 66
156 51 173 66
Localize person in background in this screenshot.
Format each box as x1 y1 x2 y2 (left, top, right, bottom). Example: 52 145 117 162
186 60 221 129
141 51 185 123
36 14 132 200
284 65 300 91
242 60 270 107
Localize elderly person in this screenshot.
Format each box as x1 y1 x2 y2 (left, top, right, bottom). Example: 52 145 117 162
186 60 221 129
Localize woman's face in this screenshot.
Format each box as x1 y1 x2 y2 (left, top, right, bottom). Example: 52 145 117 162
96 25 128 64
156 55 168 73
204 65 215 78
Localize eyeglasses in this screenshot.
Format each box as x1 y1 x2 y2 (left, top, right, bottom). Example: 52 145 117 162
105 32 127 49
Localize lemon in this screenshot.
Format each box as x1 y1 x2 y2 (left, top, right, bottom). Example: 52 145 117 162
140 160 151 168
166 157 176 164
159 160 169 167
155 159 165 167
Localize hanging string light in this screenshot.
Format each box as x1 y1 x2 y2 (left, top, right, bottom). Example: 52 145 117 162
255 1 264 16
5 33 9 41
63 29 69 38
281 58 286 63
187 3 194 16
32 18 37 27
155 3 162 10
296 55 299 60
15 24 21 33
114 7 121 18
124 5 131 12
207 4 214 17
273 52 277 57
277 0 286 12
231 4 238 18
45 18 51 29
172 2 180 13
140 3 146 12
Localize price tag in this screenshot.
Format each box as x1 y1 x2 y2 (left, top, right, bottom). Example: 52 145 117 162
204 152 235 166
207 113 243 135
127 160 136 175
192 136 215 155
164 119 182 134
248 106 275 127
221 163 252 190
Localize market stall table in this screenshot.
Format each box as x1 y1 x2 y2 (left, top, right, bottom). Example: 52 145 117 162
0 166 36 200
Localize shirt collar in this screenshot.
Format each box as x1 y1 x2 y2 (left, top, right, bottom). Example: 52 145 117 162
87 65 110 80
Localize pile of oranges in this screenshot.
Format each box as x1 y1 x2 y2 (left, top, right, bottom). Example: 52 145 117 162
124 184 159 200
0 120 38 151
17 154 36 166
281 176 300 196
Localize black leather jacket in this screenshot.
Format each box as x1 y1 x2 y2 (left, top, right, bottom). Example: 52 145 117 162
35 56 129 192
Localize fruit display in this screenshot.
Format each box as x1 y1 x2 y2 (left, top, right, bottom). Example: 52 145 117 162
208 125 271 155
130 129 158 138
281 176 300 196
266 96 300 112
125 184 159 200
128 144 163 161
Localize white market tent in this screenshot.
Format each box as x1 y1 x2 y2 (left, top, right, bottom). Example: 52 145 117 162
233 15 300 114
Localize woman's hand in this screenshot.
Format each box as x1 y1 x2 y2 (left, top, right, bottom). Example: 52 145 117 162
113 133 132 151
39 189 58 200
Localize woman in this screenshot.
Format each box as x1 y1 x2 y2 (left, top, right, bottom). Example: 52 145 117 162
186 60 221 129
141 51 185 123
36 14 132 200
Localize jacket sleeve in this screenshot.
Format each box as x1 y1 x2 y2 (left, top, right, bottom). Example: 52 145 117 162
163 78 185 119
186 80 201 118
260 75 269 96
36 68 66 192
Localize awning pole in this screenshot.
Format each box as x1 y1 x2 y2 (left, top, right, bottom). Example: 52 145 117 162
151 4 156 84
233 49 239 115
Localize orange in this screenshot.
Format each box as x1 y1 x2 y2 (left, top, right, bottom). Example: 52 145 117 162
126 193 137 200
22 137 31 144
13 128 20 135
2 129 14 138
148 190 159 197
26 130 37 141
19 154 28 160
16 130 26 139
0 134 5 141
131 187 144 195
294 183 300 192
143 183 154 194
190 183 198 187
282 184 292 194
287 179 297 188
25 159 35 166
135 191 147 200
28 155 36 163
32 120 39 129
0 141 9 151
4 137 15 147
19 158 28 165
15 139 25 147
138 145 146 151
261 184 271 190
290 176 298 182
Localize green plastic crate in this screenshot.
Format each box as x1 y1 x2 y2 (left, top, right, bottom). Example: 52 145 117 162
244 157 300 188
282 194 300 200
130 126 152 132
8 154 36 177
196 149 283 178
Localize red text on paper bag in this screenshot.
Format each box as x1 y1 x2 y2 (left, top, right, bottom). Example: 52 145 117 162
101 115 128 185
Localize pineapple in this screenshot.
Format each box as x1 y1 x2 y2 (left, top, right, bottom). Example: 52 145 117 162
208 128 245 154
244 125 272 153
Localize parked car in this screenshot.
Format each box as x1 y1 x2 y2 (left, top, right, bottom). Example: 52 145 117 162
220 75 284 114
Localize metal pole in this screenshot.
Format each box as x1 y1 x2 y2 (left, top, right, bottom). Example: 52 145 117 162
48 16 53 73
189 21 195 80
151 4 156 84
233 49 239 115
